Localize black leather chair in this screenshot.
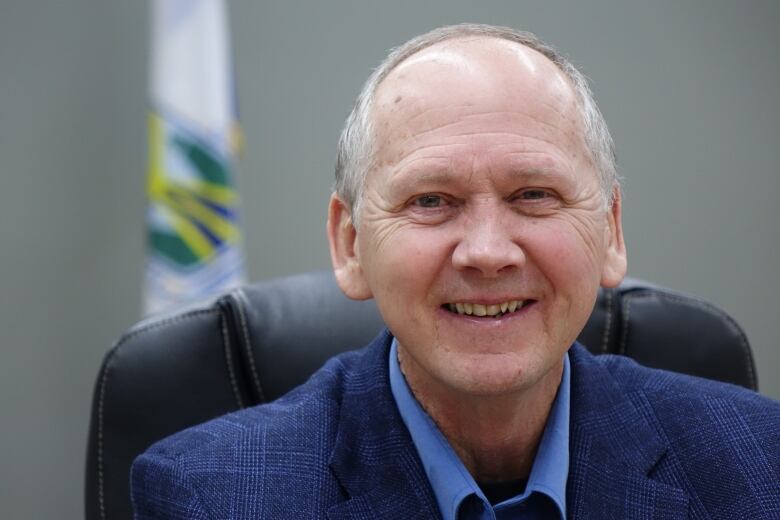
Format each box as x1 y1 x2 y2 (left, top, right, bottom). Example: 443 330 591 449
85 271 757 520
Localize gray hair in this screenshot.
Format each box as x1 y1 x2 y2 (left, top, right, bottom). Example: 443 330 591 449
334 23 619 218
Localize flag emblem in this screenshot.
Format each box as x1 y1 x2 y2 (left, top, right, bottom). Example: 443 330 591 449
144 0 245 314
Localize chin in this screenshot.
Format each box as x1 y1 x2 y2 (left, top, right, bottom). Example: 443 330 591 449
442 353 542 396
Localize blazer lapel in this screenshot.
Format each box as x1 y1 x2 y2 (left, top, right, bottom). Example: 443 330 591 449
566 344 689 519
326 337 690 519
327 331 440 520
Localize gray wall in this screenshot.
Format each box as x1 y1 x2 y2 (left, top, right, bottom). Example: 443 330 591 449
1 0 778 517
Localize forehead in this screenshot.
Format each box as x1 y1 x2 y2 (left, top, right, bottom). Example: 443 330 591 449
372 37 586 165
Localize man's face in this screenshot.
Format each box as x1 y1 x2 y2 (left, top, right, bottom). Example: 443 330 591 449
329 37 626 397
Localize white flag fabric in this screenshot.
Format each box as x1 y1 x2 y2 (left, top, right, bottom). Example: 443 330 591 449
144 0 245 315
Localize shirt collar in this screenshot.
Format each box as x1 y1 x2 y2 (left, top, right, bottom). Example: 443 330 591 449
389 338 570 520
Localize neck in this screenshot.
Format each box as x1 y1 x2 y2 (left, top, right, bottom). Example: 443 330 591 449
398 347 564 482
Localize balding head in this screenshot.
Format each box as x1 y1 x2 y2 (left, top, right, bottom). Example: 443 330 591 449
334 24 618 220
372 37 587 186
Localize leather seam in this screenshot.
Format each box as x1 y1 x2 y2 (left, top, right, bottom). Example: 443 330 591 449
601 289 614 354
96 308 219 520
621 291 755 389
235 289 266 402
220 313 244 409
620 294 632 356
657 292 756 390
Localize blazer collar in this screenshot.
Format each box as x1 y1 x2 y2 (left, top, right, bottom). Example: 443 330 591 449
327 334 689 519
327 330 441 519
566 343 689 518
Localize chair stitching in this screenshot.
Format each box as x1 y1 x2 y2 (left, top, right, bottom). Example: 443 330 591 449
96 308 220 520
620 292 756 389
235 289 266 402
619 295 633 356
600 289 614 354
661 292 754 388
96 356 109 520
220 314 244 409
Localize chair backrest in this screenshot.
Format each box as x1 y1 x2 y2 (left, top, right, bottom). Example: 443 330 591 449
85 271 757 520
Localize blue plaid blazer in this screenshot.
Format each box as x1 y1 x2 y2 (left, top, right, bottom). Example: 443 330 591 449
132 330 780 519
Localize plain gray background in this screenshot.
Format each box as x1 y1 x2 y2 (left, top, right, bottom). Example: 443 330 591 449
1 0 778 517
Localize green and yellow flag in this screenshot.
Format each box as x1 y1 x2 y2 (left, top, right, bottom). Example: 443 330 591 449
144 0 245 314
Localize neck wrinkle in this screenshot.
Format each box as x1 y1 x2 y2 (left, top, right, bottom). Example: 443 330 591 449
397 344 564 482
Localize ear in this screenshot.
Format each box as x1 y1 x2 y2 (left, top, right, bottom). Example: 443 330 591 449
327 194 373 300
600 187 628 288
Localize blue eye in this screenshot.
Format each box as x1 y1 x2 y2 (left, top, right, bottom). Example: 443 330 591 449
416 195 443 208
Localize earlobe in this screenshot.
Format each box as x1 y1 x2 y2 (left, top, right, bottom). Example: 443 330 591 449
327 194 373 300
601 187 628 288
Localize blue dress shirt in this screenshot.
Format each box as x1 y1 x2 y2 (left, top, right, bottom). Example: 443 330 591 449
389 339 570 520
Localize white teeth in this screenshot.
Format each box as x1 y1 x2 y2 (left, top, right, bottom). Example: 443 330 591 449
448 299 525 316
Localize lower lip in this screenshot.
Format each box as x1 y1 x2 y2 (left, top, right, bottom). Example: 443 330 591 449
437 301 537 325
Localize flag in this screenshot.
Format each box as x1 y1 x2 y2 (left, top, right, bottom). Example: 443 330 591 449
144 0 245 314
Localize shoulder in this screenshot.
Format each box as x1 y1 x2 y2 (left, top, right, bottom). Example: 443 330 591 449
131 343 377 518
590 348 780 422
571 346 780 515
149 347 359 451
578 347 780 486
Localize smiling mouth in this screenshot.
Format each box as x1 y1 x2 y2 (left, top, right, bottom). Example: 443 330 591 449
442 300 535 318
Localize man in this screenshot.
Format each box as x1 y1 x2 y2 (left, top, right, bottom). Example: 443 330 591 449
132 24 780 519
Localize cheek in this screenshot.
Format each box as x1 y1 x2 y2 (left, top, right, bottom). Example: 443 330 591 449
524 220 605 284
360 226 448 300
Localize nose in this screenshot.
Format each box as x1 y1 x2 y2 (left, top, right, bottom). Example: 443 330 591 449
451 209 525 277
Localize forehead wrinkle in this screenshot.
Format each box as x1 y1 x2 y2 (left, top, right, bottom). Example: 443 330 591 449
388 152 454 177
391 169 459 189
499 151 585 187
395 131 579 170
379 103 474 139
385 107 582 150
378 125 580 177
380 137 583 192
387 154 564 193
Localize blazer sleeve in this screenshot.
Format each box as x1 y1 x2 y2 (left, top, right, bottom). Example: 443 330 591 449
131 451 211 520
